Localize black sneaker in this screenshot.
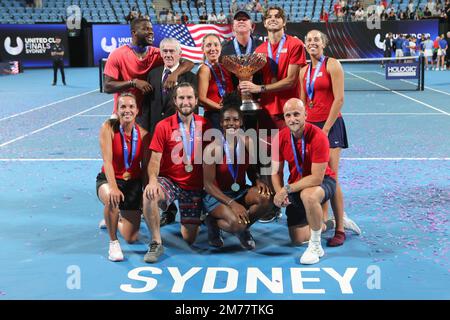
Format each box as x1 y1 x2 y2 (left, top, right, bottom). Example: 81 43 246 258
258 207 281 223
205 215 224 248
144 241 164 263
160 203 177 227
237 229 256 250
52 83 56 86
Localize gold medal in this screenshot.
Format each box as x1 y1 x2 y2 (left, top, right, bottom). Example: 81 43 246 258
185 164 193 173
123 171 131 181
309 101 314 108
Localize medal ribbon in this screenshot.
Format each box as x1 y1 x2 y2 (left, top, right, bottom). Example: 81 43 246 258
205 60 226 98
290 133 305 177
306 55 325 104
267 34 286 76
178 114 195 166
222 135 240 184
119 125 138 171
127 44 148 54
233 37 252 56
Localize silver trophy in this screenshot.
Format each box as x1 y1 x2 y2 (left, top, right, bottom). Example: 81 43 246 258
221 53 267 112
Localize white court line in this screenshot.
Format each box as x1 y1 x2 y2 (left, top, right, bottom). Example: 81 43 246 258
0 99 113 148
346 71 450 116
343 112 442 115
374 71 450 96
0 89 99 122
0 157 449 161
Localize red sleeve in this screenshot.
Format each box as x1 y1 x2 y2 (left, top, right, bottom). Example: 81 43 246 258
289 38 307 67
103 49 121 80
150 122 167 153
310 130 330 164
150 47 164 68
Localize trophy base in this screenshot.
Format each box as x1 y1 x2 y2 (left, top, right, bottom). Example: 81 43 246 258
241 100 262 113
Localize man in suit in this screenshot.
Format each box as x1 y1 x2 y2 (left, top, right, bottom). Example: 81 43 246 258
139 37 197 226
139 37 197 135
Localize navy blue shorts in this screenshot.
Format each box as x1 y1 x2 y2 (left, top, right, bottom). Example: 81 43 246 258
308 116 348 149
285 176 336 227
96 172 142 211
203 187 250 213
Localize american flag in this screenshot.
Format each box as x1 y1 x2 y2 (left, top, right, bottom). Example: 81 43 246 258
153 24 233 63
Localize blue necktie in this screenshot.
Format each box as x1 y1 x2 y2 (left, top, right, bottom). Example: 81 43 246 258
162 69 171 95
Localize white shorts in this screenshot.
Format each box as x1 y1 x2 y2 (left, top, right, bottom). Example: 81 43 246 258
437 48 446 56
424 49 433 57
395 49 404 57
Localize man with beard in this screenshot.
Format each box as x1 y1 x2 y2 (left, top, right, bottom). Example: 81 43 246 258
142 83 211 263
103 18 194 114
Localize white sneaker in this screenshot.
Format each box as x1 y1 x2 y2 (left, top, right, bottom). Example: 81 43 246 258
108 240 124 262
98 218 107 229
343 212 361 235
300 241 324 265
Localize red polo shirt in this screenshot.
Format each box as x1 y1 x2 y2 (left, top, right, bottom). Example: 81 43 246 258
273 123 336 184
255 35 306 116
103 45 163 114
150 113 211 190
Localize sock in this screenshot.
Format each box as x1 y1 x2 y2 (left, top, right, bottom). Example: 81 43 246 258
311 229 322 243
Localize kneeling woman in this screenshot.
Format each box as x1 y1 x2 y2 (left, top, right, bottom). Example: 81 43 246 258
203 93 272 249
97 92 149 261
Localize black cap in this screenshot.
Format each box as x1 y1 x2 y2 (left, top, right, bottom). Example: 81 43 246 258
233 10 251 20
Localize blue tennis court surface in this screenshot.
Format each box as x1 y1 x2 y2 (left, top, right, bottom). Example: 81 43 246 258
0 67 449 300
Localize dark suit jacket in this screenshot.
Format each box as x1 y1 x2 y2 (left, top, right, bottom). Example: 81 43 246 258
138 66 197 135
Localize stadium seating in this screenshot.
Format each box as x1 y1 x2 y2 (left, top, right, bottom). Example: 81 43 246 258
0 0 433 25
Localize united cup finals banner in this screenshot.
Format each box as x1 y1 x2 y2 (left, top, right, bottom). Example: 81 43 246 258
0 24 69 67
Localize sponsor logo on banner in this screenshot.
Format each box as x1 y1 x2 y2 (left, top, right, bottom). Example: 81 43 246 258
100 37 119 53
4 37 24 55
386 62 419 79
0 24 69 67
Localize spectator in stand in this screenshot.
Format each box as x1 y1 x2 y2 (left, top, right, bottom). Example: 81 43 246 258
174 12 181 24
320 9 329 22
125 7 140 23
199 11 208 24
424 7 432 18
426 0 436 14
254 0 263 13
231 0 238 14
334 0 343 21
355 6 365 21
159 8 168 23
181 12 189 24
166 10 174 24
217 11 228 24
388 10 396 20
208 12 218 24
408 0 415 13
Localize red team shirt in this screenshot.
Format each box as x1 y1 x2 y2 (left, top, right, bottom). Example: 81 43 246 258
203 63 234 112
274 123 336 184
215 141 250 191
150 113 211 190
102 125 143 180
255 35 307 116
303 57 342 122
103 45 164 113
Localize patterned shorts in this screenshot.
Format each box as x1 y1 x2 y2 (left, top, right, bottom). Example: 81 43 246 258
157 176 203 225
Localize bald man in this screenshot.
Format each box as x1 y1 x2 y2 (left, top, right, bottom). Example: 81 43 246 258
271 98 337 264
